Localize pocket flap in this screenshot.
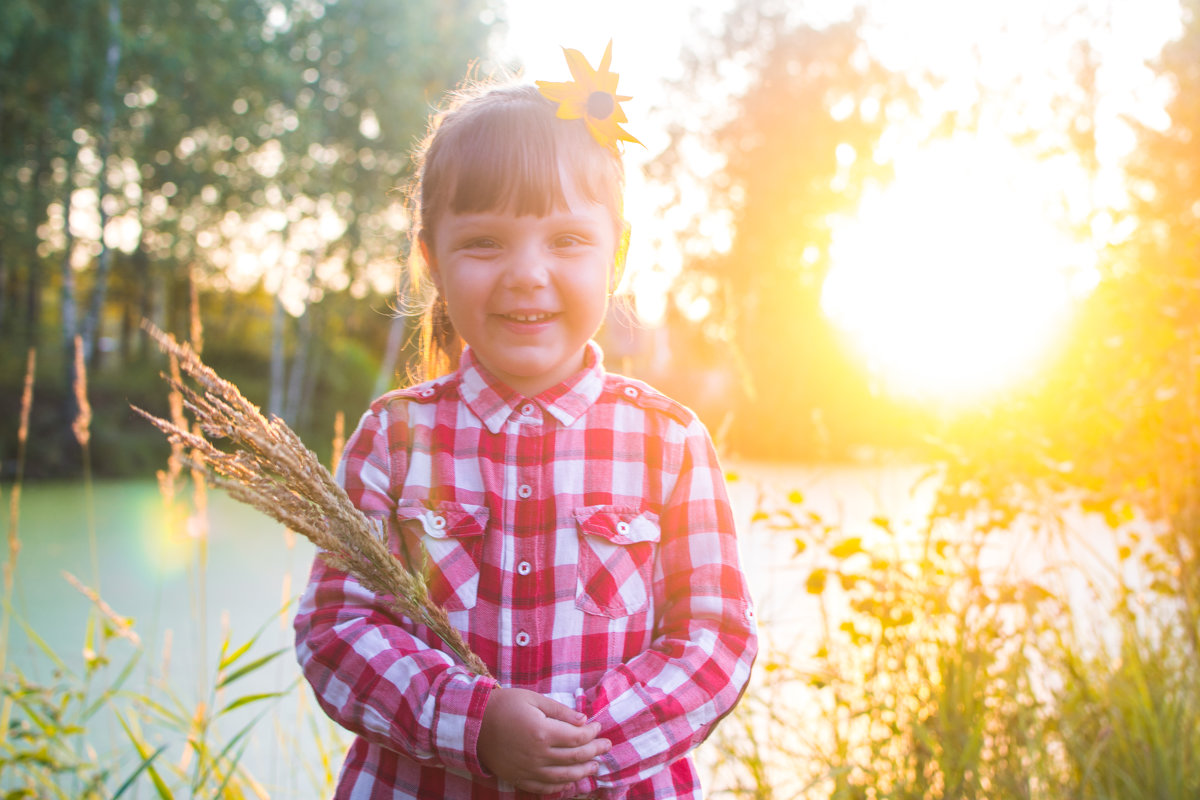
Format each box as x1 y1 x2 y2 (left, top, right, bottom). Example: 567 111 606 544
396 500 489 539
573 505 660 545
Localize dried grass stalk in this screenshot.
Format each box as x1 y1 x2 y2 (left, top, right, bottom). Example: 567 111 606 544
5 349 35 594
71 335 92 449
63 571 140 646
133 321 490 678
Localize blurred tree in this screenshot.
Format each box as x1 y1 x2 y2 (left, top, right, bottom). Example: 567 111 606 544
0 0 491 477
648 1 916 459
1065 0 1200 571
932 0 1200 619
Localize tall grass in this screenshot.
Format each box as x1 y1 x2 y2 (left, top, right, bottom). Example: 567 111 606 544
701 473 1200 800
0 325 339 797
0 348 36 748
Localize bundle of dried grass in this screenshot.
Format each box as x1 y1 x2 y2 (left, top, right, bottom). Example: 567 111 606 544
133 321 490 678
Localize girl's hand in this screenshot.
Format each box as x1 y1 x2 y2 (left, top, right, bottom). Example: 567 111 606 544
478 687 611 794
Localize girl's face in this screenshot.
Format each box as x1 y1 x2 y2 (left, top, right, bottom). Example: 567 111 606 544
424 169 622 398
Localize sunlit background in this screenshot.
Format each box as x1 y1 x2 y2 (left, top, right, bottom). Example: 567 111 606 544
6 2 1200 798
3 0 1189 462
500 0 1180 408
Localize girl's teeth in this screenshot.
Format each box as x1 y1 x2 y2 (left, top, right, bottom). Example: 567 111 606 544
511 313 551 322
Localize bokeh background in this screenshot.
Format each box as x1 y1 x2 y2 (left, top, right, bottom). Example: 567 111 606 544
3 1 1200 797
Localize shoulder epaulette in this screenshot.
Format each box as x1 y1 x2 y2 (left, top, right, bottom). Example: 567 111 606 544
373 378 456 412
609 377 696 427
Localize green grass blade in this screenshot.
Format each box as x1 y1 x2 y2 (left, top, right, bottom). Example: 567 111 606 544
217 638 254 672
216 648 287 689
80 648 143 722
2 598 73 677
110 743 168 799
220 690 288 715
113 710 174 800
194 685 290 792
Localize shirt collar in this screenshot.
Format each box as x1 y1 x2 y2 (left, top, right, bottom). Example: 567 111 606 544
457 342 607 434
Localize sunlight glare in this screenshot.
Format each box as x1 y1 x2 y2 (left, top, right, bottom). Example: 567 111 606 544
822 135 1097 406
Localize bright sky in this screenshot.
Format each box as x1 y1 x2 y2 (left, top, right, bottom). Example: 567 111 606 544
495 0 1185 403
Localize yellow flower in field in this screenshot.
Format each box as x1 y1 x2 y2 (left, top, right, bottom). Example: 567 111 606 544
536 40 642 152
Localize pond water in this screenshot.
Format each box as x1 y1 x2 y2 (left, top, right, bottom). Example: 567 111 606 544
1 462 1124 797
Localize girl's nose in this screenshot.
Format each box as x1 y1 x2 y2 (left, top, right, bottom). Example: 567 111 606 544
502 244 550 290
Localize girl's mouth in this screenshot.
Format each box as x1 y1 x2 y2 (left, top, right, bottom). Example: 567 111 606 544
503 312 557 323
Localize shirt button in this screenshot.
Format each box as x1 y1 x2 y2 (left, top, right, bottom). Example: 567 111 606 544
515 631 531 647
430 514 447 530
616 521 631 535
520 402 536 416
623 385 639 399
517 484 533 499
517 560 532 575
419 386 436 398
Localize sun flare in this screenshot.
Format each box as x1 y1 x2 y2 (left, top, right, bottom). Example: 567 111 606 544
822 135 1098 407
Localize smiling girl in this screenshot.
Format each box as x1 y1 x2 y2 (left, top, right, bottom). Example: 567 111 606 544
294 44 757 800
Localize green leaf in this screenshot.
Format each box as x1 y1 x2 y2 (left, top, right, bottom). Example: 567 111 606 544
3 599 72 677
218 638 255 672
216 648 287 689
81 649 143 722
220 691 287 715
110 744 169 799
196 683 294 792
113 711 173 800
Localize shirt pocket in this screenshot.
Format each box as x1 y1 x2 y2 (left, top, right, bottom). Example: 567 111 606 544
395 500 489 612
573 505 661 619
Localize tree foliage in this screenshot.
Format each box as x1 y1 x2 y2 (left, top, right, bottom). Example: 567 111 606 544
933 0 1200 591
0 0 490 477
649 2 921 459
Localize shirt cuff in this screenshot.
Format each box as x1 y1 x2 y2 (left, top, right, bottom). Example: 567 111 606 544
432 668 498 778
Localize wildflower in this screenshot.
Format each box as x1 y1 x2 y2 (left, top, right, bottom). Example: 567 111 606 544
536 40 641 152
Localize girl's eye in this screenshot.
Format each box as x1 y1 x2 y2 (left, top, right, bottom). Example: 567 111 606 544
462 237 500 250
552 234 587 249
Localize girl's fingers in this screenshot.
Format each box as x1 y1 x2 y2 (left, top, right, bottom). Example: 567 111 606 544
533 694 589 726
545 736 611 767
516 755 602 792
543 718 602 748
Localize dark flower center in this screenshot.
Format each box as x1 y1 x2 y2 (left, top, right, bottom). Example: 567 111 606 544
586 91 615 120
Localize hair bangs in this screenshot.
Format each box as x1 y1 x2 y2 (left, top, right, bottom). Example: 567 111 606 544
446 104 568 217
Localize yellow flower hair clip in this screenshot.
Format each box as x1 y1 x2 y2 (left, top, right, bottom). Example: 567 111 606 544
536 40 642 153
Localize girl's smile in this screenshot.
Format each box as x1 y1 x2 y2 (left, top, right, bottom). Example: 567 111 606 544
424 170 622 398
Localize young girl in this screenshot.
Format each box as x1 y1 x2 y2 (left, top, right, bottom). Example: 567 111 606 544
294 44 758 799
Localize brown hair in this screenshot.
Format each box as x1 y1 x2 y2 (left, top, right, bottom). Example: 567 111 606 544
404 81 627 383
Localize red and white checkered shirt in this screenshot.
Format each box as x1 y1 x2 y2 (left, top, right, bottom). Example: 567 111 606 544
295 342 757 799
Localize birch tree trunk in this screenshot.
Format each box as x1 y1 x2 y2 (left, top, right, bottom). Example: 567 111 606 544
81 0 121 366
283 304 311 425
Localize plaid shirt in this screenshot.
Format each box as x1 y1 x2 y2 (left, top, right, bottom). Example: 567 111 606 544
295 342 757 799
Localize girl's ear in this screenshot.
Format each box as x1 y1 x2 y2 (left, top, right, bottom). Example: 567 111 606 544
612 221 631 293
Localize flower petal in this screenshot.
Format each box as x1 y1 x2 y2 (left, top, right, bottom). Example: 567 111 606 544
537 42 642 153
562 47 599 89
